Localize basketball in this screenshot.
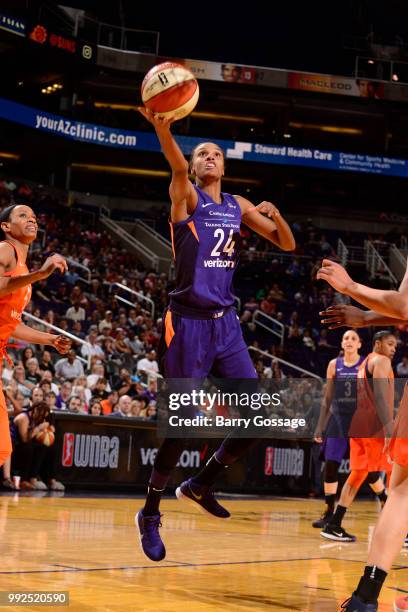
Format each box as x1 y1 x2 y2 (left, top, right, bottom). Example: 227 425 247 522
35 427 55 447
141 62 199 120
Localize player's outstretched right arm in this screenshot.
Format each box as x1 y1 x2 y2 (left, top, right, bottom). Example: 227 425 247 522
320 304 408 329
138 107 197 222
317 259 408 319
0 246 68 298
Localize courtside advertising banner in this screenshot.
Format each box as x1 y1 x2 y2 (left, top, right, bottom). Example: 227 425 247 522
1 97 408 177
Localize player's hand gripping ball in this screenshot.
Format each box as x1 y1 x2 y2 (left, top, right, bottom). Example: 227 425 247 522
141 62 199 121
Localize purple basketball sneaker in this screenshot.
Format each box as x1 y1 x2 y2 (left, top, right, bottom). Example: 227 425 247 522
340 594 378 611
135 510 166 561
175 478 230 518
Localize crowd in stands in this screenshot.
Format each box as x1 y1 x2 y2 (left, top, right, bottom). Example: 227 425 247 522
1 176 408 491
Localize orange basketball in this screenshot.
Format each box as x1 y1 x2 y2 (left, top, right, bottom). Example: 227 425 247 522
35 427 55 447
141 62 199 120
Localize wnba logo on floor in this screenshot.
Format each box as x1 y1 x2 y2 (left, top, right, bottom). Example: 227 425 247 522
264 447 304 477
62 433 120 468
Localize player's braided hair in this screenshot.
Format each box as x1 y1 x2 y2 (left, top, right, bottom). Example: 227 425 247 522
0 203 19 239
372 330 395 345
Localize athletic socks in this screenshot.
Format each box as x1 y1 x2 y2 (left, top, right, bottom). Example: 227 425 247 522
191 453 229 486
355 565 387 604
376 489 387 506
324 493 336 513
329 504 347 527
143 485 165 516
143 469 170 516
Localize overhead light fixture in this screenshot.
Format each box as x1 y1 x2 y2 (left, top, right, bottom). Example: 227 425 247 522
0 152 20 160
222 176 260 185
368 59 375 65
192 111 263 124
75 100 263 124
289 121 362 135
71 163 170 177
71 163 260 185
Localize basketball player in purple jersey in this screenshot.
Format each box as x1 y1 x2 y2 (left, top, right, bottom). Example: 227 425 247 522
312 330 364 529
136 107 295 561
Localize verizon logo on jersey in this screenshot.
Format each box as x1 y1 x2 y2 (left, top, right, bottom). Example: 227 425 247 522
204 259 235 268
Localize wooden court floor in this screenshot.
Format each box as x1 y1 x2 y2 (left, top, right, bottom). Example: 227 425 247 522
0 493 407 611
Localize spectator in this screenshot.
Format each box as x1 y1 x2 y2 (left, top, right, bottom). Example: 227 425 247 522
114 329 132 355
124 328 144 355
12 365 32 403
40 370 59 395
142 380 157 404
38 350 55 376
30 387 44 406
89 399 103 416
66 395 86 414
55 349 84 381
2 360 14 385
45 391 57 410
87 362 111 390
81 330 105 361
98 310 113 333
137 350 159 379
131 395 148 417
111 394 132 417
113 368 138 397
91 377 109 400
100 390 119 415
65 302 86 323
396 355 408 378
20 347 35 369
25 358 41 386
55 381 72 410
141 403 157 420
260 294 276 316
71 320 85 339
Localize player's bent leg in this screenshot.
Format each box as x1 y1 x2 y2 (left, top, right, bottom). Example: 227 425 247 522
177 344 257 518
176 437 257 519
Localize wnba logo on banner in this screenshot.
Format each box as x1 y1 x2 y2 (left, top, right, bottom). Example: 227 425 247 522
264 446 304 477
62 433 74 466
62 433 120 468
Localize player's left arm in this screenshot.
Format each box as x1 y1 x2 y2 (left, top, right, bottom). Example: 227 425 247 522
372 355 394 437
12 323 72 354
236 196 296 251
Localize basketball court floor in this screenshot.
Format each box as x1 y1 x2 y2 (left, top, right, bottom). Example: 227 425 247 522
0 493 406 611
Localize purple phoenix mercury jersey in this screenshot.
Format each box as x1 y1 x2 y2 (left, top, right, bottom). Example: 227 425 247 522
322 355 365 463
169 185 241 310
161 185 257 379
332 355 365 416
